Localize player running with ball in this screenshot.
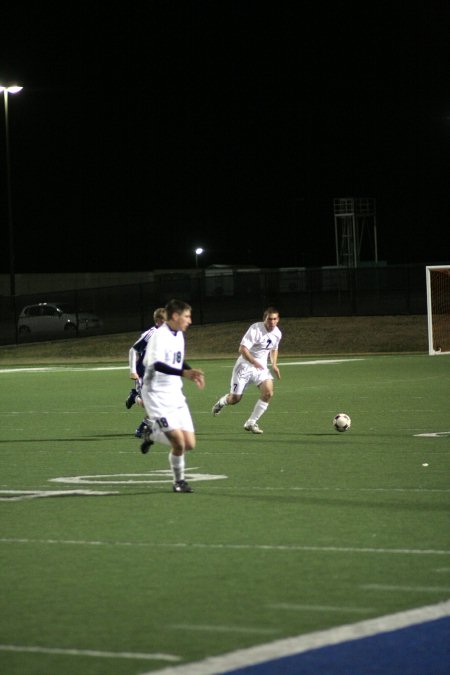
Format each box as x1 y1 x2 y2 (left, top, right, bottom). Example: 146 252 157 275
212 307 282 434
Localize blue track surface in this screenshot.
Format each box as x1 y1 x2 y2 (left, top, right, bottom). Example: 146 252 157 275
225 617 450 675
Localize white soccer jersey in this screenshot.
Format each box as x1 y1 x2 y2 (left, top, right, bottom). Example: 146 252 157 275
238 321 282 368
143 322 186 400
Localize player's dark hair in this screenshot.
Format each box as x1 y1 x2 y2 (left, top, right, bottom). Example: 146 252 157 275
263 306 279 319
165 298 192 319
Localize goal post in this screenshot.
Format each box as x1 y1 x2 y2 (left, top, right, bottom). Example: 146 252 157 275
426 265 450 355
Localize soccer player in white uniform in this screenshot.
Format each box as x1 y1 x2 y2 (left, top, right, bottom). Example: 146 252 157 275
140 299 205 493
212 307 281 434
125 307 167 438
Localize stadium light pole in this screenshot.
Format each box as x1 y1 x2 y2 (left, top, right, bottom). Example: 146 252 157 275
195 247 204 268
0 84 23 300
194 248 205 324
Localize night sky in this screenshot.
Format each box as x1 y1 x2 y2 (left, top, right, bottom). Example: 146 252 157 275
0 1 449 273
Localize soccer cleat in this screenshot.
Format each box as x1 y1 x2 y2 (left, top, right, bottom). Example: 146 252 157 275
140 427 153 454
172 480 194 493
212 400 224 416
244 421 263 434
134 419 149 438
125 388 138 409
135 417 152 438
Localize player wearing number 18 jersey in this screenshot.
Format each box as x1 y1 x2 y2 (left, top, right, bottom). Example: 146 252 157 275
141 299 205 493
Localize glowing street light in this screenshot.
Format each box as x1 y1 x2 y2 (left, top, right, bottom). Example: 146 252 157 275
195 247 204 268
0 86 23 94
0 84 23 300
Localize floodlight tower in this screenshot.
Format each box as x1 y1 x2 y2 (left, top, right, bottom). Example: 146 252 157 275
333 197 378 267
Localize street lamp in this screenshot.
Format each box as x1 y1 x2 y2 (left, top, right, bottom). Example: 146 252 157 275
195 247 204 268
0 84 23 299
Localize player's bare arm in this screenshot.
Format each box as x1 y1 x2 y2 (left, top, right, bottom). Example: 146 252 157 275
183 368 205 389
239 345 264 369
270 350 281 379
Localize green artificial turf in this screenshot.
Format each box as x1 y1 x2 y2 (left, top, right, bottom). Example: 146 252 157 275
0 354 449 674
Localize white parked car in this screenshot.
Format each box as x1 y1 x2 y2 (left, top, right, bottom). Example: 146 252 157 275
18 302 103 336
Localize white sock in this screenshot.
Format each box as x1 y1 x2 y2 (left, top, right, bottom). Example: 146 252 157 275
248 400 269 423
169 453 185 482
219 395 228 407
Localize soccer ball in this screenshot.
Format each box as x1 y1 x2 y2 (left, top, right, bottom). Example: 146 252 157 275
333 413 351 432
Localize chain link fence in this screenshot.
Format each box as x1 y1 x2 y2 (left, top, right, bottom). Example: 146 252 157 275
0 264 429 346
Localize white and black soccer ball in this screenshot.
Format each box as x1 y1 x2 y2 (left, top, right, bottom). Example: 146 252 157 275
333 413 351 432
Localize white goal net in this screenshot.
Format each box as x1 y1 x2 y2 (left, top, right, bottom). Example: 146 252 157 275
426 265 450 355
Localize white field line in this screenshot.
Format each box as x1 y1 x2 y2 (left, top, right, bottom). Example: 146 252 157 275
0 538 449 556
0 644 179 662
0 366 127 374
281 358 365 365
0 490 118 501
361 584 450 593
170 625 278 635
268 604 374 614
147 600 450 675
219 358 366 368
48 469 227 485
0 360 361 375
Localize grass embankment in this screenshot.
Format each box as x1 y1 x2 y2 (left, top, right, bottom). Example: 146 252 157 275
0 315 428 365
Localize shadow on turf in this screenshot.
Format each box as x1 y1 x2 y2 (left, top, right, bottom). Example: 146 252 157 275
14 484 443 509
6 489 446 509
0 433 137 443
198 433 348 440
170 489 448 513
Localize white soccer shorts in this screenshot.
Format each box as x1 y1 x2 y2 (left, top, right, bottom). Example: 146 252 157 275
230 360 273 395
142 391 195 433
